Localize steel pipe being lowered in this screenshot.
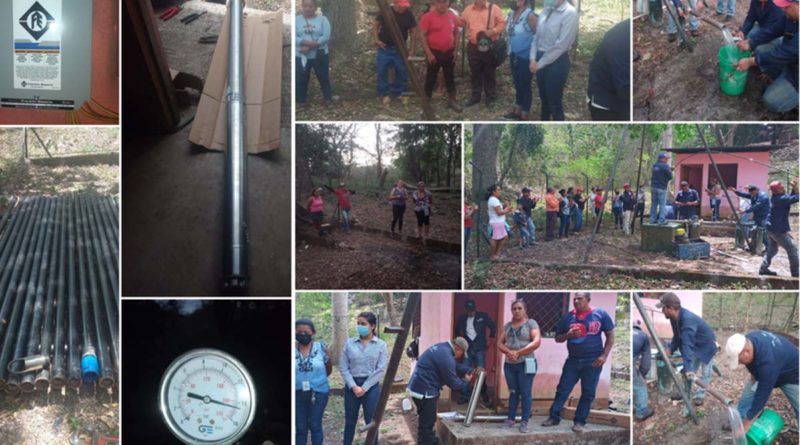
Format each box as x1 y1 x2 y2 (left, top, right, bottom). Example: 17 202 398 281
464 369 486 426
223 0 249 292
0 194 119 393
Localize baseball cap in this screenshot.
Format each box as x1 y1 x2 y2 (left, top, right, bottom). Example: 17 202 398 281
394 0 411 6
773 0 796 8
453 337 470 359
725 333 747 370
522 187 531 193
465 299 476 310
770 181 784 192
747 185 758 191
680 180 689 186
658 152 670 160
655 292 681 309
623 183 631 188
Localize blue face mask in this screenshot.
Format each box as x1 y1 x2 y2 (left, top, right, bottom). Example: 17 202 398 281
543 0 556 7
357 325 370 337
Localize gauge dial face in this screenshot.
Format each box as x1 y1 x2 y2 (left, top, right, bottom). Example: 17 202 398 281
159 349 256 445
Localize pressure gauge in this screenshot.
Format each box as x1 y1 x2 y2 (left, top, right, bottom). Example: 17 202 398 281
159 349 257 445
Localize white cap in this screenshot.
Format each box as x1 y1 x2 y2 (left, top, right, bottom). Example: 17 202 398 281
725 333 747 370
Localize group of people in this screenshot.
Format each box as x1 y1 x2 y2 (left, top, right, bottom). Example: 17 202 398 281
633 293 798 434
297 0 631 120
649 152 799 277
305 180 436 240
410 294 614 442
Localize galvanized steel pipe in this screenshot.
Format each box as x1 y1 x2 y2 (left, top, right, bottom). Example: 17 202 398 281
464 369 486 426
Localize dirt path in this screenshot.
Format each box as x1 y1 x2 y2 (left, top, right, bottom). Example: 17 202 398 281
633 7 797 121
634 332 798 445
297 2 629 121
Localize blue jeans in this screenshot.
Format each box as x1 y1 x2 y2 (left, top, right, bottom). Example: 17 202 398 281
559 213 570 237
650 187 668 224
296 390 329 445
667 0 699 33
341 209 351 232
633 371 649 418
762 67 799 113
536 52 570 121
519 227 533 246
464 227 471 260
755 217 769 250
762 231 800 276
505 361 535 422
738 379 799 421
377 47 407 97
548 357 603 425
710 198 721 221
461 349 486 400
689 358 714 400
716 0 734 16
510 53 534 113
344 377 380 445
572 209 583 232
296 53 333 104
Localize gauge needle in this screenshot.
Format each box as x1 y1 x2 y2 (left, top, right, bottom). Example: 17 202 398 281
186 392 240 410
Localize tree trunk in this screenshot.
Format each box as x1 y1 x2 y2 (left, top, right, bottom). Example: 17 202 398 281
471 125 500 236
296 131 314 195
331 293 349 366
327 0 357 53
382 293 397 326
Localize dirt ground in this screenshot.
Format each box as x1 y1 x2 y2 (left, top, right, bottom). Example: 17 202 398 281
634 332 799 445
633 6 798 121
296 1 629 121
0 390 119 445
465 216 798 290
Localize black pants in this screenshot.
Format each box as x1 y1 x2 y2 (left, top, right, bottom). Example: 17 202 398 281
425 49 456 98
467 43 497 101
392 204 406 232
635 203 645 226
413 396 440 445
589 103 628 121
546 211 558 241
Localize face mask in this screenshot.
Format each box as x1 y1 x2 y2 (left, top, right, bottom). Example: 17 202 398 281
508 1 518 9
296 332 312 345
357 325 370 337
543 0 556 7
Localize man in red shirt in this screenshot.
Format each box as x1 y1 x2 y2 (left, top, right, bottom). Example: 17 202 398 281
334 183 355 233
420 0 463 112
593 187 604 233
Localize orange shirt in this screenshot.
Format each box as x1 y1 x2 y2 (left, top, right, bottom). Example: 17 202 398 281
545 193 560 212
460 3 506 45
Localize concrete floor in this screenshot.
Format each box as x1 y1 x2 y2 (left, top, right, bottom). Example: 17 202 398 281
121 1 291 296
437 416 630 445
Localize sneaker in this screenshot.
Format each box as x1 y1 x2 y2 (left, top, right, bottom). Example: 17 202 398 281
464 97 481 108
691 29 700 37
634 408 655 421
668 33 677 42
725 15 733 21
715 10 723 15
541 418 559 427
759 268 778 276
693 398 704 406
572 423 585 433
519 421 529 433
504 419 515 428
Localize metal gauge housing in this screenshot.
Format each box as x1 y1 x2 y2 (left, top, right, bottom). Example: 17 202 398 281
159 349 256 445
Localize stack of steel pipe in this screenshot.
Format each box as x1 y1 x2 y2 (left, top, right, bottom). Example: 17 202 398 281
0 194 119 394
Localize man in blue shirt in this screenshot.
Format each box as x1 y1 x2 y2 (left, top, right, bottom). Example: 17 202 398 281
633 322 654 421
454 299 496 403
542 292 615 433
650 153 673 225
760 179 799 277
658 293 717 410
674 181 700 220
408 338 474 445
730 184 772 251
725 331 799 432
736 0 786 55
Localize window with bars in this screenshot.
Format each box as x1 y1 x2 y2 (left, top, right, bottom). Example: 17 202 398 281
518 293 570 338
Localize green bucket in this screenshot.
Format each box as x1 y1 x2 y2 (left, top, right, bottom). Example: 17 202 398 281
719 45 750 96
746 409 784 445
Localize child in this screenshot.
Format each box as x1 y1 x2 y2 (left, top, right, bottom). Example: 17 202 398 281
513 203 532 247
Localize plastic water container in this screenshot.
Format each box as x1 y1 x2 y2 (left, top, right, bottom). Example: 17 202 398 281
719 46 750 96
746 409 784 445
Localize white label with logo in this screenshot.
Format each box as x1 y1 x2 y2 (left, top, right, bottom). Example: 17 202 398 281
12 0 62 91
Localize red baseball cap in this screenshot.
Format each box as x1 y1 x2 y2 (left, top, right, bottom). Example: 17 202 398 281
773 0 796 8
769 181 784 192
394 0 411 6
623 183 631 188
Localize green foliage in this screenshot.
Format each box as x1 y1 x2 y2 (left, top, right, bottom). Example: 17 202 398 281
391 124 461 186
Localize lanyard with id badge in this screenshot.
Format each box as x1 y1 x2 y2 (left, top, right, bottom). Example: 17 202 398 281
297 342 325 404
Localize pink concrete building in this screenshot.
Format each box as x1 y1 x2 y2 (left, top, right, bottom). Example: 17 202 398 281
664 147 771 218
632 291 702 340
417 292 619 413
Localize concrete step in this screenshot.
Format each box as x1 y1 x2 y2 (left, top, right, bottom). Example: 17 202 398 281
437 416 629 445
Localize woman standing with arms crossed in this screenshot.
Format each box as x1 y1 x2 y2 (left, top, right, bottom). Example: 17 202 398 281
498 299 542 433
340 312 388 445
529 0 578 120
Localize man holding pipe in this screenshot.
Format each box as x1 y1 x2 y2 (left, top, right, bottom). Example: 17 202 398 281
542 292 615 433
725 331 799 432
759 179 799 277
408 337 475 445
729 184 771 251
455 299 495 404
658 293 717 411
633 321 655 421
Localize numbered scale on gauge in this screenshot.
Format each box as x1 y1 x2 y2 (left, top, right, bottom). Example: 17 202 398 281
159 349 256 445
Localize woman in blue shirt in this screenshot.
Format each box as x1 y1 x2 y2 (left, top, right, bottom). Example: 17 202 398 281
296 0 333 107
295 319 332 445
505 0 538 121
340 312 388 445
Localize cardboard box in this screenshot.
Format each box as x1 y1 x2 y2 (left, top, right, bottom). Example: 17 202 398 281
189 7 282 153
